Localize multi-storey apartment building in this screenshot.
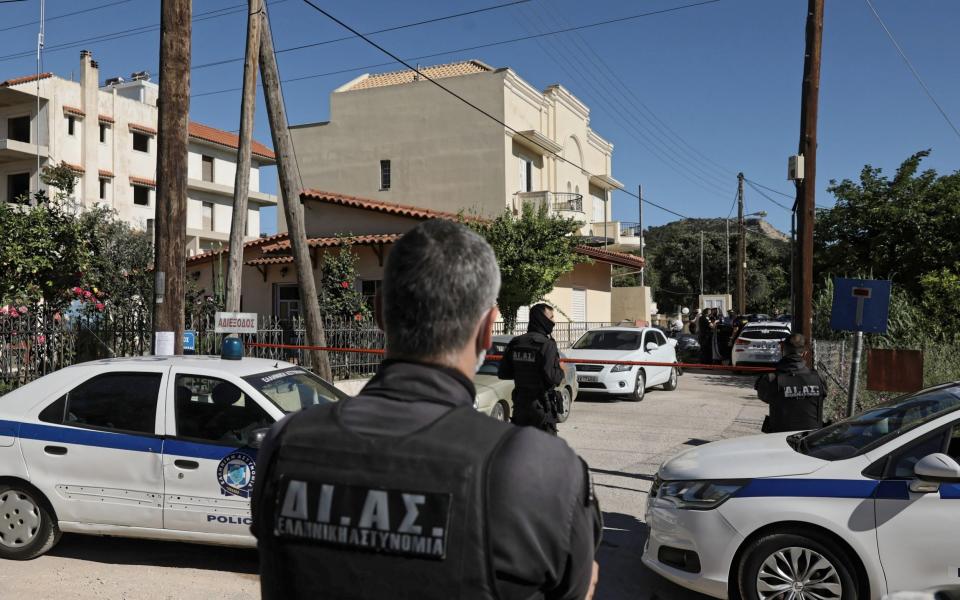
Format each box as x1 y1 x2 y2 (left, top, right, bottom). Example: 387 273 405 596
289 60 638 248
0 51 276 256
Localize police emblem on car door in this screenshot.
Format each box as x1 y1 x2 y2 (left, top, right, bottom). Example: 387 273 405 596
161 372 274 535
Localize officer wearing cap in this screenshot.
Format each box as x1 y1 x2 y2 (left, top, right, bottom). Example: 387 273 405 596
497 303 565 434
251 220 602 600
755 332 826 432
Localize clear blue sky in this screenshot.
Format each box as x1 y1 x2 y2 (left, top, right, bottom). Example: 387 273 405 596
2 0 958 235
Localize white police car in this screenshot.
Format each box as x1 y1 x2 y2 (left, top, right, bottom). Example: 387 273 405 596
643 382 960 599
0 351 344 559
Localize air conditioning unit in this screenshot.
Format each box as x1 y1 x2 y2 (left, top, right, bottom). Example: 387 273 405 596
788 154 805 181
104 76 125 86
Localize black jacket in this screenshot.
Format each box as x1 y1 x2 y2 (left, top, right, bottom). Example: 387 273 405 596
252 360 601 600
755 354 826 432
497 307 564 393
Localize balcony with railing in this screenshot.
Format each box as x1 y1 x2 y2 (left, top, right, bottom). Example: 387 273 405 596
513 191 586 222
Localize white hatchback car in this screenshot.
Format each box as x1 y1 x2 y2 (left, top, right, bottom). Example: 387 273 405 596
731 321 792 367
643 383 960 600
564 327 679 401
0 355 345 559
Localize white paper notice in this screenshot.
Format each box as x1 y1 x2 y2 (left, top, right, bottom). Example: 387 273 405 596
155 331 175 356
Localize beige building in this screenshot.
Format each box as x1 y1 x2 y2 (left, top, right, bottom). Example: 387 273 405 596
289 60 640 248
0 51 277 255
186 191 646 325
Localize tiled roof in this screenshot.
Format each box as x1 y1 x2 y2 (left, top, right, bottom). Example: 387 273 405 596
246 256 295 266
63 162 85 174
99 169 114 178
1 72 53 87
186 232 290 265
260 234 401 254
300 189 483 223
575 245 646 270
63 105 85 117
129 123 157 135
99 115 115 124
188 121 275 161
129 176 156 187
342 60 493 92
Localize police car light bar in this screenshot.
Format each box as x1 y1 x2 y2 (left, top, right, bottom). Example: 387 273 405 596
222 337 244 360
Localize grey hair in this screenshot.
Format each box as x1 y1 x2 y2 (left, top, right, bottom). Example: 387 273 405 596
382 220 501 361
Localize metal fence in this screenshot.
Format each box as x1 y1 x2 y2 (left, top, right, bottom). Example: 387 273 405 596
493 321 610 350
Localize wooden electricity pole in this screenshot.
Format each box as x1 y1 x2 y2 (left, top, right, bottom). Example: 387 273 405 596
736 172 746 314
225 0 263 313
258 4 332 379
794 0 824 366
152 0 191 355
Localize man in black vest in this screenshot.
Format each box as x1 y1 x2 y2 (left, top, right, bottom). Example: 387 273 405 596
755 333 826 433
497 303 565 435
251 220 602 600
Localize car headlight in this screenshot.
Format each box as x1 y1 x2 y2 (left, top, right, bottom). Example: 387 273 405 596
655 480 745 510
611 363 633 372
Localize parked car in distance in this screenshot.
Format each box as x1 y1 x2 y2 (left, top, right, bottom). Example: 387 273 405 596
474 360 515 422
644 382 960 599
482 335 578 422
731 321 792 367
673 334 701 363
564 326 679 402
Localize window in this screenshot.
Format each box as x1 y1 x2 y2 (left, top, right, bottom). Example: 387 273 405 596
244 369 344 413
67 116 76 136
887 431 948 479
6 173 30 203
7 116 30 143
39 372 162 435
133 185 150 206
99 123 108 144
174 375 273 444
99 178 108 200
202 201 214 231
361 280 381 310
379 159 391 190
274 284 301 321
519 158 533 192
132 131 150 152
201 155 214 182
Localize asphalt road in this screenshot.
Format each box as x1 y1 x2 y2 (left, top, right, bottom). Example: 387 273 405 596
0 371 764 599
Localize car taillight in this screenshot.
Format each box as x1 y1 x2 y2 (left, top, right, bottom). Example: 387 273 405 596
736 339 750 345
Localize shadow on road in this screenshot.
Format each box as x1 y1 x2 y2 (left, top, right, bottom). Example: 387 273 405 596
48 534 259 575
694 373 760 391
596 512 712 600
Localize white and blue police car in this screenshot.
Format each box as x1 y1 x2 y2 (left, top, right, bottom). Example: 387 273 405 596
643 382 960 599
0 343 344 560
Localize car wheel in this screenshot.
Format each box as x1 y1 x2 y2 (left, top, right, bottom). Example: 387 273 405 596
662 367 679 391
0 484 60 560
557 386 574 423
738 532 858 600
628 371 646 402
491 401 509 423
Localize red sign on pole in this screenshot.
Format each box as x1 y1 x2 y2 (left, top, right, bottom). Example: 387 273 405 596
867 349 923 393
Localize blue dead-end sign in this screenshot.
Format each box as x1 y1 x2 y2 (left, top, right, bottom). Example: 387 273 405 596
183 330 197 355
830 278 891 334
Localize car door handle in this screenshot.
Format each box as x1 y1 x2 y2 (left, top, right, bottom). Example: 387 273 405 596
174 459 199 470
44 445 68 456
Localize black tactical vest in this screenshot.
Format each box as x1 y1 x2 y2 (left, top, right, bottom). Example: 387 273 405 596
769 370 824 432
507 333 550 394
257 400 515 599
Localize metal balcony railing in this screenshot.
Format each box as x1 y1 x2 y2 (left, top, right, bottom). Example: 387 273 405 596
513 191 584 214
551 192 583 213
620 221 642 237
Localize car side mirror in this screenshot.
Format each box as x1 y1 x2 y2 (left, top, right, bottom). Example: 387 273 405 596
910 453 960 493
246 427 271 449
645 342 658 352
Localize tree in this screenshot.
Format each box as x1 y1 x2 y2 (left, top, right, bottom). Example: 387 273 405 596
470 204 584 333
78 207 154 311
816 150 960 301
318 238 371 323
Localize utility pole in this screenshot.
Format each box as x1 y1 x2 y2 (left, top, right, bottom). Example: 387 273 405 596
152 0 191 355
225 0 263 313
699 230 704 301
638 184 644 287
258 4 332 380
725 218 730 296
736 172 746 314
794 0 823 366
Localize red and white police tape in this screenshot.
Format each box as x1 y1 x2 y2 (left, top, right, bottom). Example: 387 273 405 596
243 342 775 373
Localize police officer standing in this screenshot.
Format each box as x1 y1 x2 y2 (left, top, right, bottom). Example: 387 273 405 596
755 333 827 432
497 304 565 434
251 220 602 600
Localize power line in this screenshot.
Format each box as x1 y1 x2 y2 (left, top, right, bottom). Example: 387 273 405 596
745 178 794 199
745 180 791 211
192 0 532 72
0 0 134 33
298 0 708 220
864 0 960 142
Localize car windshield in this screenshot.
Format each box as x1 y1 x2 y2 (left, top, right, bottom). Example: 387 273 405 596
243 368 346 413
573 330 642 351
739 328 790 340
794 384 960 460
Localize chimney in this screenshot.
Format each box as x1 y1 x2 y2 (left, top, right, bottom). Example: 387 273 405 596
80 50 100 207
